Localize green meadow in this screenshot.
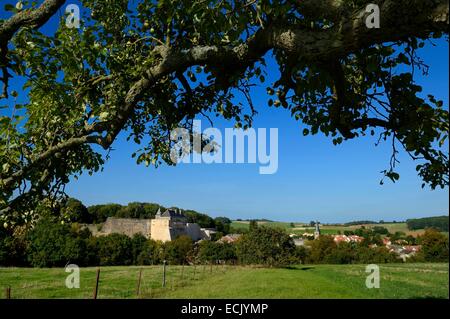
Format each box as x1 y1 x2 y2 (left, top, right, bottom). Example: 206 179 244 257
230 220 428 236
0 263 448 299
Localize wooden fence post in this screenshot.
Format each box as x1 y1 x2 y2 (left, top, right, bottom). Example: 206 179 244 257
5 286 11 299
162 260 167 288
181 263 185 283
93 268 100 299
136 268 143 298
193 264 197 280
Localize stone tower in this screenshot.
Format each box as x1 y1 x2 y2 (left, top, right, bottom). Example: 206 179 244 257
314 221 321 239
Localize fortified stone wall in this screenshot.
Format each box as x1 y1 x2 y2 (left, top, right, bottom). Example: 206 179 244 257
90 217 152 238
150 218 171 242
84 216 212 242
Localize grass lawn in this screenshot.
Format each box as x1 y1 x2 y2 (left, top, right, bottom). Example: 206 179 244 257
0 263 448 299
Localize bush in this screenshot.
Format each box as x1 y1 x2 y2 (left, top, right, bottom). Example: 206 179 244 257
198 241 220 263
0 228 28 266
27 219 89 267
418 228 449 262
162 235 194 265
131 234 148 264
198 241 237 264
236 226 296 267
93 233 133 266
307 236 398 264
294 246 309 264
324 242 356 264
372 226 389 235
307 235 337 263
136 239 162 265
62 198 92 223
354 246 398 264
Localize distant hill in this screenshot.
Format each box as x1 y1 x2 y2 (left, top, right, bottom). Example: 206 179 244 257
63 198 230 231
406 216 449 232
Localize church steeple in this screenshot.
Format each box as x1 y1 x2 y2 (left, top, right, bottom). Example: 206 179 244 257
314 221 321 239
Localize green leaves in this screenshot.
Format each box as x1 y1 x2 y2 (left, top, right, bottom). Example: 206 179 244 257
4 3 15 12
0 0 448 221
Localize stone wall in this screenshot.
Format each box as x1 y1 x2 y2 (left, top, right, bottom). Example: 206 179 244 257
150 218 171 242
84 217 211 242
91 217 151 238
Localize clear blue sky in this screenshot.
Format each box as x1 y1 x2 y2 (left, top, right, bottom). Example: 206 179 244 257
2 3 449 223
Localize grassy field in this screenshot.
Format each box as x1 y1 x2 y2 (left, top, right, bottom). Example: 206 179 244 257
0 263 448 299
230 221 427 236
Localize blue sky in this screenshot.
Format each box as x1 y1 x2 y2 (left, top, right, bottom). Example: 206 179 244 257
2 3 449 223
66 40 449 223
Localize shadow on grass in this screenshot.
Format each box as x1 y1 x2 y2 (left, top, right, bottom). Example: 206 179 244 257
284 266 315 271
409 296 446 299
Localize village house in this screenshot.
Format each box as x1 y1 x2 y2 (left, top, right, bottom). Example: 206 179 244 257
332 234 364 244
218 234 242 244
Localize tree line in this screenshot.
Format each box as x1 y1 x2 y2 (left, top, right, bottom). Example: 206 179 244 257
57 198 232 234
1 219 447 268
406 216 449 232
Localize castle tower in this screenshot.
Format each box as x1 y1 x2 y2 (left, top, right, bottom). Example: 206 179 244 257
314 221 321 239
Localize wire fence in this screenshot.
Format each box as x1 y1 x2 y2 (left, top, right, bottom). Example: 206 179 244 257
1 262 239 299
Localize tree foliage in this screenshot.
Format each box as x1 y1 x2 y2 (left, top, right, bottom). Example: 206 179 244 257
26 218 91 267
198 240 237 263
418 228 449 262
236 226 297 266
407 215 449 232
91 233 133 266
0 0 448 225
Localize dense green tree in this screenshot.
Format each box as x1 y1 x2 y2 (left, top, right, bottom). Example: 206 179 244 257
93 233 133 266
418 228 449 262
324 242 356 264
0 0 448 224
407 216 449 232
197 240 220 263
249 220 258 231
354 246 398 264
0 227 27 266
236 226 296 266
61 198 92 223
372 226 389 235
214 217 231 235
116 202 162 219
198 241 237 263
390 231 407 242
87 204 123 223
184 210 215 228
130 233 148 264
26 218 89 267
294 246 309 265
136 239 162 265
307 235 337 264
162 235 193 265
